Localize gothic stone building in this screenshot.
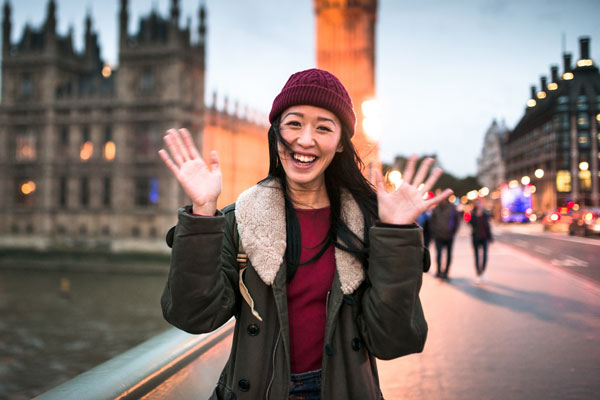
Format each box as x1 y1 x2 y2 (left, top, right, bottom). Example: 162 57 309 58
505 37 600 211
0 0 268 252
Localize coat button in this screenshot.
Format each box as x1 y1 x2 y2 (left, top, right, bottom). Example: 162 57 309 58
325 343 335 356
238 379 250 392
247 324 260 336
351 337 362 351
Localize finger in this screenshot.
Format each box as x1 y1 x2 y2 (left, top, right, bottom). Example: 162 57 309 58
425 188 454 208
402 154 418 185
158 149 180 178
421 167 443 193
173 129 192 162
374 168 386 194
209 150 221 173
163 130 185 168
180 128 201 159
413 157 434 189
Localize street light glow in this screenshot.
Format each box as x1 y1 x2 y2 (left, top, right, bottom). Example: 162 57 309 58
361 99 380 142
579 161 589 171
479 187 489 197
509 180 519 188
534 169 544 179
388 170 402 190
467 190 478 201
521 176 531 185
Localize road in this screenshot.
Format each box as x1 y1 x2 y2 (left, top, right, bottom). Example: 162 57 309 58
377 225 600 400
495 223 600 284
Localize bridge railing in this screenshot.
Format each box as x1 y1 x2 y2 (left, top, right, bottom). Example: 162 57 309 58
35 321 234 400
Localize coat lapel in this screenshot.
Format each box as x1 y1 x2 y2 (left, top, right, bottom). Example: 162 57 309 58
235 180 365 294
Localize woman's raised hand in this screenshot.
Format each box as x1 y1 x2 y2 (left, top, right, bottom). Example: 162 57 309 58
374 155 453 225
158 128 221 216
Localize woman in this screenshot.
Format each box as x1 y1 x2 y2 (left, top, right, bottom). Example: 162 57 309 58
159 68 452 399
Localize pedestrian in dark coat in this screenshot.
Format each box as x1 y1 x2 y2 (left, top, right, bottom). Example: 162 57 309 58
469 198 493 283
158 68 453 399
429 198 460 280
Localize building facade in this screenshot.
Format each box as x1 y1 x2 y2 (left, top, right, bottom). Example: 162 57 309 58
505 37 600 211
0 0 268 252
477 119 508 191
313 0 380 176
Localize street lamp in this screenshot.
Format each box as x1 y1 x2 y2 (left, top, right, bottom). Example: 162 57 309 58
534 169 544 179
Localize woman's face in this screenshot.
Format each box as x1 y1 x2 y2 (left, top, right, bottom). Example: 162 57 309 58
278 105 343 190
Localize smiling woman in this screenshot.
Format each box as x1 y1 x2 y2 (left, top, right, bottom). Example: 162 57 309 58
158 68 453 399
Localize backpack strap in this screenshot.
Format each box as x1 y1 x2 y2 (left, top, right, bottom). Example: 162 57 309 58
233 221 263 322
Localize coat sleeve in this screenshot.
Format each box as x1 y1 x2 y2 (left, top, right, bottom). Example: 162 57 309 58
357 225 428 360
161 205 240 334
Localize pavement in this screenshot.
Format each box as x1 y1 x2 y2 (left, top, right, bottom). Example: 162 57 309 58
377 225 600 400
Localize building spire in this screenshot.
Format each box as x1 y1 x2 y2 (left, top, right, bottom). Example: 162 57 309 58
198 2 206 43
2 0 11 55
45 0 56 34
170 0 180 24
119 0 128 48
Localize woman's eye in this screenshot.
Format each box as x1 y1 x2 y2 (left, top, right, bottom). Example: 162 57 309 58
317 125 333 132
285 121 301 127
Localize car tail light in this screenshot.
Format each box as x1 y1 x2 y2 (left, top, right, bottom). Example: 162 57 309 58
558 207 569 214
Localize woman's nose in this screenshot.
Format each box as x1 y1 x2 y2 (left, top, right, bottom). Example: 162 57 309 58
296 126 315 146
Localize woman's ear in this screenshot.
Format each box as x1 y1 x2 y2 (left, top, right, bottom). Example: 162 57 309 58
336 142 344 153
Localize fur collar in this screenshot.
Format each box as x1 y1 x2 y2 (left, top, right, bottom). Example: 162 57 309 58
235 180 365 294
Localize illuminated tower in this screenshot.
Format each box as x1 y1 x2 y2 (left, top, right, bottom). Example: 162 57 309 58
314 0 380 174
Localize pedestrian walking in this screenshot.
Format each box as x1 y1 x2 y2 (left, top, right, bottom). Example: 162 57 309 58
158 68 453 399
469 198 493 284
417 209 432 249
429 195 460 280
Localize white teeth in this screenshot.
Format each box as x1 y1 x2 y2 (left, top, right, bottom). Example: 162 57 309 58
293 153 316 163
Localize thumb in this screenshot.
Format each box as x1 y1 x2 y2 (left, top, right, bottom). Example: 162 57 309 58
209 150 220 172
374 168 386 194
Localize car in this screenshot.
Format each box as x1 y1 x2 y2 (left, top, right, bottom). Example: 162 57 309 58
568 208 600 237
542 206 574 232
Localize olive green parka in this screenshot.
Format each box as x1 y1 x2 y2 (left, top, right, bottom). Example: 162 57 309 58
161 181 428 399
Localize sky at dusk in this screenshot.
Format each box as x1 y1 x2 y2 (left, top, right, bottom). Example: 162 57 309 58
6 0 600 177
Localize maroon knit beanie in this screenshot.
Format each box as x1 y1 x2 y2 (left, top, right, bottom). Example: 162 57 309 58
269 68 356 137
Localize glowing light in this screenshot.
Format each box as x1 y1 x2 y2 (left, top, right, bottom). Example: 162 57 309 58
461 196 468 204
550 213 559 222
479 187 489 197
547 82 558 91
572 203 580 211
464 212 471 222
361 99 380 142
102 65 112 78
104 141 116 161
467 190 478 201
20 181 36 195
597 114 600 123
534 169 544 179
490 190 500 200
529 185 536 194
536 91 546 99
501 208 510 219
423 191 434 200
387 170 402 190
521 176 530 185
80 141 93 161
527 99 537 107
529 214 537 222
448 195 457 203
584 212 593 221
562 72 574 80
577 59 593 67
579 161 589 171
509 180 519 188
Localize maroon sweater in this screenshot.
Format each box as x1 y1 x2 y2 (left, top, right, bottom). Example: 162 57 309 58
287 207 335 373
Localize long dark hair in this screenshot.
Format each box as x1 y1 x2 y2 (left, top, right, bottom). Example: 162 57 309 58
258 116 378 282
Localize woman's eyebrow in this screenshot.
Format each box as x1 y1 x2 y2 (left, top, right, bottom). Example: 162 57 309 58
282 111 304 120
317 116 337 126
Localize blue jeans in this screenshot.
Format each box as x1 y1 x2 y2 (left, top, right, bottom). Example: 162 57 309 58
289 369 321 400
